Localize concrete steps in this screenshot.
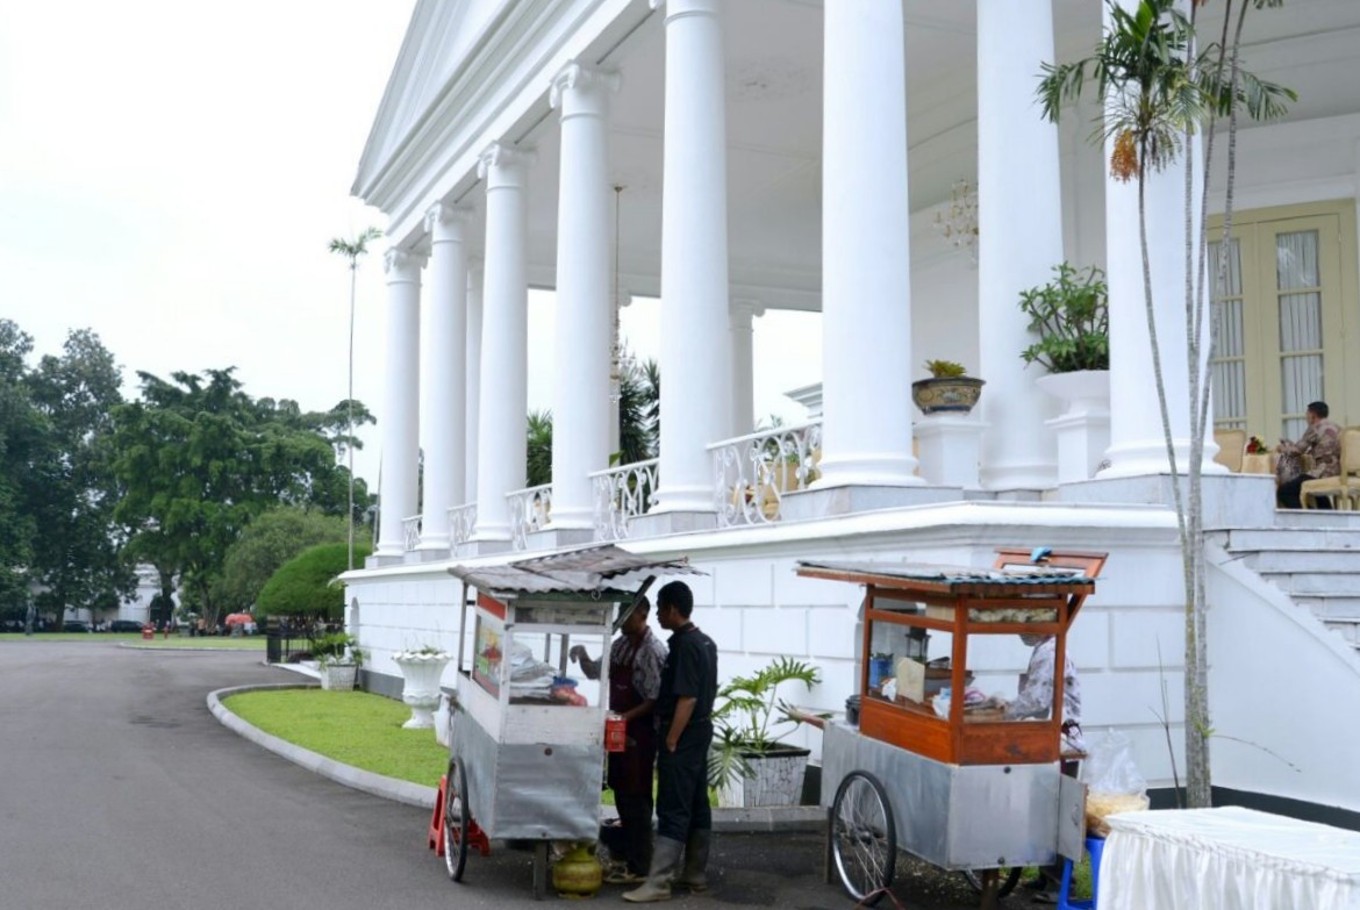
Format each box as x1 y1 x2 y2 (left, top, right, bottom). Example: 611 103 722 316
1217 515 1360 654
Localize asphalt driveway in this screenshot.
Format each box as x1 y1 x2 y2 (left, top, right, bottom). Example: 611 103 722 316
0 640 1035 909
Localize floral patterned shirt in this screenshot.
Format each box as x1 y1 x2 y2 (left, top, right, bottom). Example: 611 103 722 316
1301 419 1341 478
610 628 667 701
1006 637 1085 752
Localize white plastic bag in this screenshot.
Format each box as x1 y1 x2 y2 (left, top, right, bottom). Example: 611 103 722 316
1080 730 1150 835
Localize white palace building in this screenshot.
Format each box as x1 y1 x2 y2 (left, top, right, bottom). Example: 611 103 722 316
343 0 1360 823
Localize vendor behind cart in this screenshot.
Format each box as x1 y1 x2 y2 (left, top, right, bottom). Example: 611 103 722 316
569 596 667 885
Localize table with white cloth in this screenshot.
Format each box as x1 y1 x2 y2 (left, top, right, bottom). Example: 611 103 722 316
1100 806 1360 909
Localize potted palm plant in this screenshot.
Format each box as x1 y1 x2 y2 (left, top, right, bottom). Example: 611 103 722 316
314 631 364 691
1020 263 1111 482
912 360 986 415
707 657 822 808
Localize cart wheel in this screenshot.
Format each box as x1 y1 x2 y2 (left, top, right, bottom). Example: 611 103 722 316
443 757 470 882
962 866 1023 900
830 770 896 906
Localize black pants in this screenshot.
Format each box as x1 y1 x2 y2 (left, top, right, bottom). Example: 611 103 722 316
610 791 654 874
1278 475 1332 509
655 722 712 843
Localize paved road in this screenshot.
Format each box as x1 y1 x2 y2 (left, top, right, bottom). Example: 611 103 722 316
0 641 1035 909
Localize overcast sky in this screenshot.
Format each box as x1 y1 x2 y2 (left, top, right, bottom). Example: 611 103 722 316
0 0 821 489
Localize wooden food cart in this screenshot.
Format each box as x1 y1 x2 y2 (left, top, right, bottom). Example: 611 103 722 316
797 548 1106 909
441 545 700 899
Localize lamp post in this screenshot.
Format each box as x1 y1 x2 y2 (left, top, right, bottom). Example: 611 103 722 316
328 226 382 571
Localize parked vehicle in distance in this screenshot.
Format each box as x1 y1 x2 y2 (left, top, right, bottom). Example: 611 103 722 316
63 621 92 633
108 620 146 633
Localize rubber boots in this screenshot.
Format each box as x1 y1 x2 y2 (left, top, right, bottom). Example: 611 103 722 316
622 836 684 903
675 829 712 892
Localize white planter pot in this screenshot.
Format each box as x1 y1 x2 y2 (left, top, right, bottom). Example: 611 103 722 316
716 747 811 808
320 663 357 691
1037 370 1111 484
393 653 451 729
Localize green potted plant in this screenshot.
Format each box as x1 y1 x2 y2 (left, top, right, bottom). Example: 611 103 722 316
1020 264 1111 483
314 631 364 691
911 359 986 415
707 657 822 808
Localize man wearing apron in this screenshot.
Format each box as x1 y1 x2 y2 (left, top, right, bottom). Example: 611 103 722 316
570 596 666 883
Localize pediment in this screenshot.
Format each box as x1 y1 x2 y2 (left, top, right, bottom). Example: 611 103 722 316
353 0 509 198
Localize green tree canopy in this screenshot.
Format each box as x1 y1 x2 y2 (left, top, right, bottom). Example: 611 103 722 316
256 542 369 621
0 320 41 621
111 368 373 625
215 507 349 612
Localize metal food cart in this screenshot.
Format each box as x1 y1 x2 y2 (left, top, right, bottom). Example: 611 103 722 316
797 548 1107 909
440 545 700 899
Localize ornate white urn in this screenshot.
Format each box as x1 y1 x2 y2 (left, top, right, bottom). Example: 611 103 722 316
392 649 452 729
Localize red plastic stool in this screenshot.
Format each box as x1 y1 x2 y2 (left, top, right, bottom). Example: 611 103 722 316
428 774 446 856
1058 834 1106 910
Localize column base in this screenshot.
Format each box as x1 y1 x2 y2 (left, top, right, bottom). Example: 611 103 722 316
780 484 962 522
365 553 407 569
915 415 987 489
455 538 513 558
411 547 453 563
525 527 597 551
1054 473 1276 529
1045 411 1111 485
628 510 719 538
1097 440 1227 480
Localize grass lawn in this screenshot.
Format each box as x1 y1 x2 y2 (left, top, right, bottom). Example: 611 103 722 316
224 689 448 788
0 632 265 650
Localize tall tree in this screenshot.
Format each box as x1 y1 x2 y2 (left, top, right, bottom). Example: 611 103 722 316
26 329 135 629
214 506 349 613
1039 0 1292 806
329 226 383 571
0 321 40 626
111 368 368 626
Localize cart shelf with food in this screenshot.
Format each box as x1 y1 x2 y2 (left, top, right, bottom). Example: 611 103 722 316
796 548 1107 909
441 545 701 899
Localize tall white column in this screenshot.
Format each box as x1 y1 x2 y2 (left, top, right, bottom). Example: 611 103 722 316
1100 0 1221 478
730 300 763 436
648 0 733 517
417 203 472 551
374 248 425 558
977 0 1060 490
816 0 919 487
471 143 533 544
464 260 483 507
548 61 619 530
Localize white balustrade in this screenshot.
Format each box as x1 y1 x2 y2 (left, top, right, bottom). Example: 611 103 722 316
507 484 553 551
709 422 822 527
402 514 422 552
448 503 477 546
590 459 660 541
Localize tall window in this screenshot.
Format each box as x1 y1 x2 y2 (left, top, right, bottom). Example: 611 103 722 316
1208 201 1357 441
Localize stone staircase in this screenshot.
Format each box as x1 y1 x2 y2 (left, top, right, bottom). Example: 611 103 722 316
1212 510 1360 654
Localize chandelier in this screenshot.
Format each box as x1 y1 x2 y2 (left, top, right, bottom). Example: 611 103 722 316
933 178 979 265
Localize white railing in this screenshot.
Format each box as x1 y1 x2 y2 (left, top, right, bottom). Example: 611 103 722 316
590 459 660 541
507 484 553 551
709 421 822 527
448 503 477 546
402 514 422 552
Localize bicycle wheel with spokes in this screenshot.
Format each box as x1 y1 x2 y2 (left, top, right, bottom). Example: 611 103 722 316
961 866 1024 899
830 770 896 906
443 757 470 882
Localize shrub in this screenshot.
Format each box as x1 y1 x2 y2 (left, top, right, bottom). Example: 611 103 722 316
256 542 369 621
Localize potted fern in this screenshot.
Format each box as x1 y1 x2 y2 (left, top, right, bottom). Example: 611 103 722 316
708 657 821 808
911 359 986 416
1020 263 1111 482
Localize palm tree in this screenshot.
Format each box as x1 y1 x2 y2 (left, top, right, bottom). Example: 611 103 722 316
328 226 383 572
526 409 553 488
1037 0 1292 807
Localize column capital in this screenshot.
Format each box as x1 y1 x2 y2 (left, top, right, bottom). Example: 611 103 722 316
477 142 536 189
730 298 766 323
549 60 620 114
650 0 720 19
425 203 473 243
384 248 426 282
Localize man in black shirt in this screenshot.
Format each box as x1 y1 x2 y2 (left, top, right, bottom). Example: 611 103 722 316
622 580 718 903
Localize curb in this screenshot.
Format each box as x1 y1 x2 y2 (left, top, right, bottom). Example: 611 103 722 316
208 684 828 832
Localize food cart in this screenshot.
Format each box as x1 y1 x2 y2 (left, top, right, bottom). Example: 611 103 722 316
440 545 701 899
797 548 1106 909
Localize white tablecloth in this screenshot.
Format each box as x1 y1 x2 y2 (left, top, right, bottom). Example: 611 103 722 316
1101 807 1360 909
